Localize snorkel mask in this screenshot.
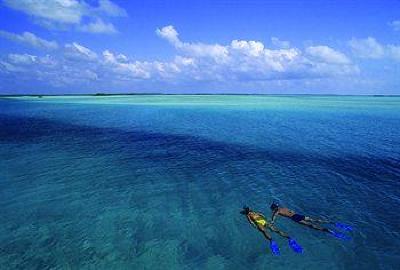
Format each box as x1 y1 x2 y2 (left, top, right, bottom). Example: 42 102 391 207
270 202 279 212
240 206 250 215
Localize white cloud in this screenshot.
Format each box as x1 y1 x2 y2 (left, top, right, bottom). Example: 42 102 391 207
155 26 358 81
348 37 385 59
3 0 85 24
0 30 58 50
231 40 264 57
156 25 181 47
156 25 228 62
157 25 229 63
79 19 117 34
115 25 359 81
8 53 37 65
306 46 351 64
103 50 127 63
155 26 357 81
389 20 400 31
102 50 152 79
349 37 400 61
97 0 127 17
0 53 58 78
101 50 192 80
0 60 22 73
83 69 98 81
271 37 290 49
387 45 400 61
65 42 98 60
181 43 229 63
0 52 97 87
3 0 126 34
0 25 361 90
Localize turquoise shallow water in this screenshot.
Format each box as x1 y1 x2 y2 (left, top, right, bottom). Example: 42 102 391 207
0 95 399 269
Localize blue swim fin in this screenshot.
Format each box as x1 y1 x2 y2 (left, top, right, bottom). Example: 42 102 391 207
269 241 280 256
288 238 303 253
330 230 351 240
335 222 353 231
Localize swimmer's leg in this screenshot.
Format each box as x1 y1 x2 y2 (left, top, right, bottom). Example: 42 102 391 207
259 227 280 255
269 224 289 239
304 216 331 224
270 225 303 253
258 227 272 241
304 217 353 231
298 220 330 232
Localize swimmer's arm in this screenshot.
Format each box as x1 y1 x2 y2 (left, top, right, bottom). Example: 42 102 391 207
271 211 278 224
270 224 290 239
246 216 257 228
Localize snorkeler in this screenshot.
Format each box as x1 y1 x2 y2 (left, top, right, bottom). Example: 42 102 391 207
269 202 351 239
240 206 302 255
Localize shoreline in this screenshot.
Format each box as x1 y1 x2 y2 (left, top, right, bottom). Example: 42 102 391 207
1 93 399 98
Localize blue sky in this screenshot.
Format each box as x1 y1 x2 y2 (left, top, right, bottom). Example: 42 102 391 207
0 0 399 94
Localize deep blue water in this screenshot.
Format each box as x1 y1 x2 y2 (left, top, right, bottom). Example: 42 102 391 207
0 96 399 269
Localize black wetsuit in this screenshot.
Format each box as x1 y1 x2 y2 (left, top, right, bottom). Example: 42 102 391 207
291 214 305 223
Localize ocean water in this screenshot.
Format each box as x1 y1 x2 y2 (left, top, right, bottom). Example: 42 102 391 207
0 95 399 269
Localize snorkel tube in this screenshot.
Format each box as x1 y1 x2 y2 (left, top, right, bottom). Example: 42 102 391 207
240 206 250 215
270 202 279 214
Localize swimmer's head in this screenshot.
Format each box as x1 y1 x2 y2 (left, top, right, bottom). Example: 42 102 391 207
240 206 250 215
270 202 279 211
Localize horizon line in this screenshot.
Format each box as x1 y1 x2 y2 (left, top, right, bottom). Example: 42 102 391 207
1 93 400 97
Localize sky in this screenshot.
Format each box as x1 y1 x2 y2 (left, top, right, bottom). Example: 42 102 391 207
0 0 399 95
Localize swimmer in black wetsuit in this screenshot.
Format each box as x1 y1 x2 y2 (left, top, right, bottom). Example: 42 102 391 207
270 202 333 233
